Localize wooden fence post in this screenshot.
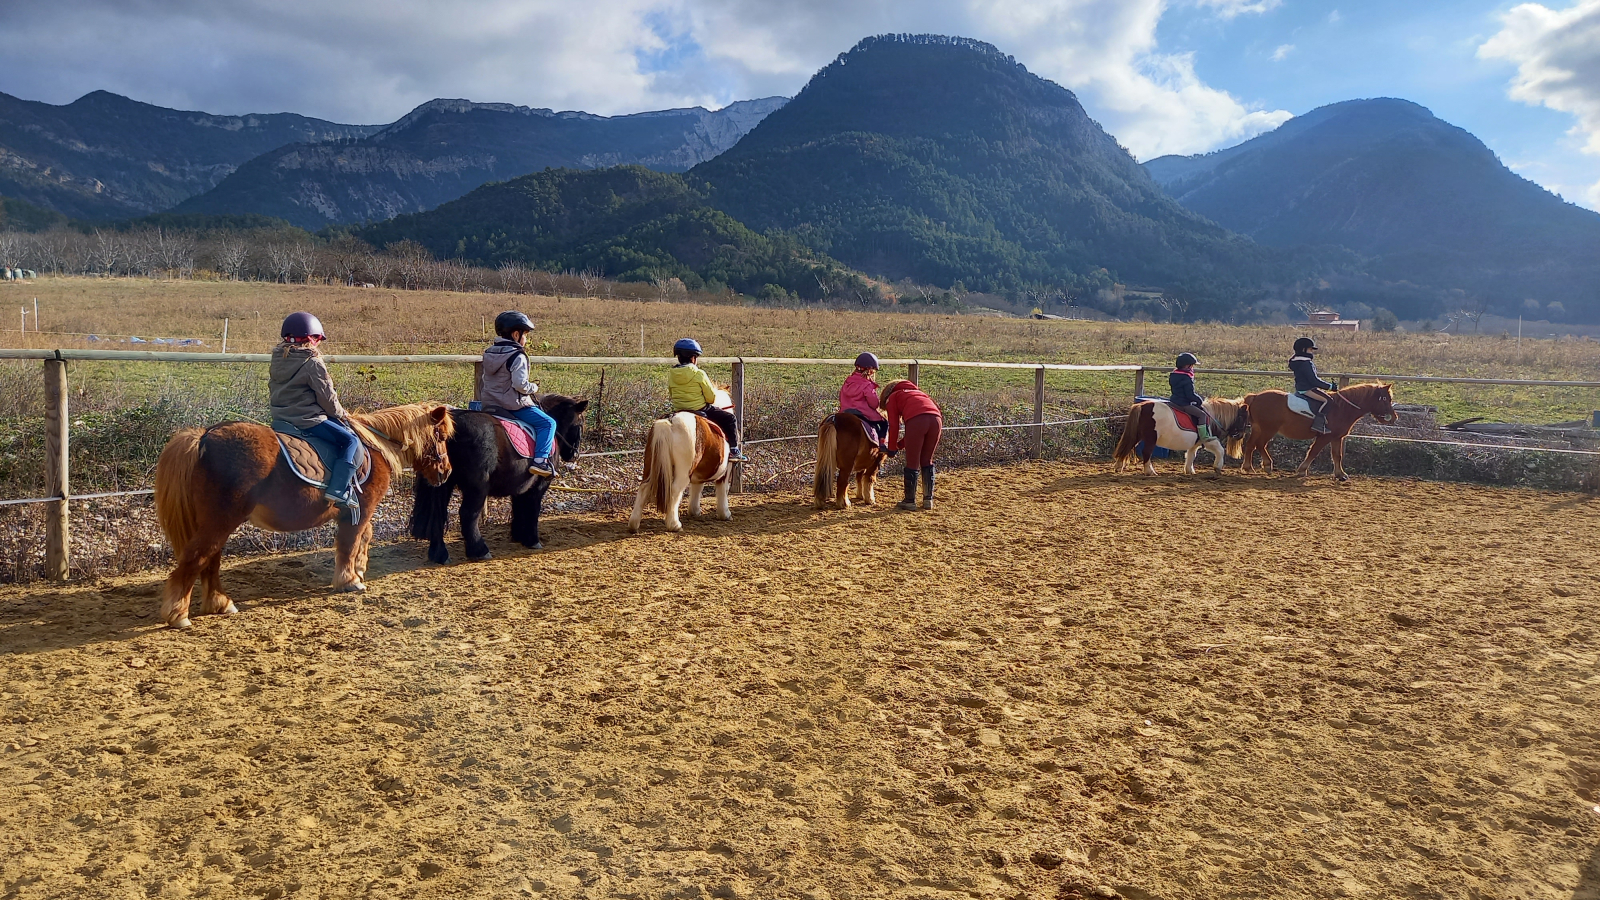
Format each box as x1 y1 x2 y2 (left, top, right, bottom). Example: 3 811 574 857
907 361 920 385
44 357 69 581
1133 367 1145 399
1031 366 1045 460
1338 374 1350 389
730 358 745 494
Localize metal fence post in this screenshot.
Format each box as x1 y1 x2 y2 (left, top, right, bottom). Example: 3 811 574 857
1031 366 1045 460
908 360 920 385
44 356 69 581
730 358 745 494
1133 367 1145 399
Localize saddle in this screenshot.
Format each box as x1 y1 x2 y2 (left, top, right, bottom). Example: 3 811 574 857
473 405 540 459
1136 397 1199 434
1287 393 1317 418
270 421 372 491
839 409 888 449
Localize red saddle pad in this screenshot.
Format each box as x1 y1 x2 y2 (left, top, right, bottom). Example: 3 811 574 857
494 416 537 458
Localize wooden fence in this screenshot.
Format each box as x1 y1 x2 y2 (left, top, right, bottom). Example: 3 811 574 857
2 347 1598 582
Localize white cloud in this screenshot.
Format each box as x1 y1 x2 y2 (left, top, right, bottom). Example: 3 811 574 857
1271 43 1294 61
0 0 1290 159
1327 9 1341 24
1193 0 1283 19
1478 0 1600 156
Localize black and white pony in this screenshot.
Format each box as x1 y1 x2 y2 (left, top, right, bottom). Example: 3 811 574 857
408 395 588 563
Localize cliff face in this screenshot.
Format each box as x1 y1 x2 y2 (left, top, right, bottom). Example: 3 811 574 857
0 90 377 219
176 98 788 228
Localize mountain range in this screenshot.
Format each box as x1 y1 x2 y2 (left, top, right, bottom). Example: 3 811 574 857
173 97 786 229
1144 98 1600 319
0 89 380 219
364 35 1278 310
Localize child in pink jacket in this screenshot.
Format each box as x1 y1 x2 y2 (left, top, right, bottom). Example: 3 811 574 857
839 352 888 446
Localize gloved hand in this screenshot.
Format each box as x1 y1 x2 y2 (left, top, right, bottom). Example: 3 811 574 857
529 383 539 395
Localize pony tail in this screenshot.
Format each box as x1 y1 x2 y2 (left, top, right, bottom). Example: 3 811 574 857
155 428 206 556
813 421 838 506
645 421 674 514
1111 406 1140 464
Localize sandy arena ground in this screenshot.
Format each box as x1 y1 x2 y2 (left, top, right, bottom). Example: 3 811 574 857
2 461 1598 900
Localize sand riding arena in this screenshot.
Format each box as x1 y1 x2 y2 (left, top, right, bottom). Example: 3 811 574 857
2 460 1597 900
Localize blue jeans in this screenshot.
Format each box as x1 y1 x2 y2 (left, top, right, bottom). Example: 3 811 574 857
307 418 360 492
508 405 557 460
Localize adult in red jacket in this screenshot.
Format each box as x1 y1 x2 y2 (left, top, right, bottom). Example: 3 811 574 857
880 380 942 510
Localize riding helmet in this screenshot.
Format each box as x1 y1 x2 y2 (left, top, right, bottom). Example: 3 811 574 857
1176 352 1198 368
1294 337 1318 354
673 338 703 355
495 310 535 339
280 311 325 340
855 352 880 369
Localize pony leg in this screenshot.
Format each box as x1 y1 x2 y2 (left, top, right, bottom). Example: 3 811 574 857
688 481 704 517
510 484 547 549
1183 445 1198 475
1208 439 1226 474
198 548 236 617
1332 438 1350 482
161 535 228 628
1295 436 1330 477
1142 442 1156 475
835 468 852 509
665 471 690 532
628 487 647 533
459 487 491 561
715 479 731 520
863 462 878 505
331 516 366 593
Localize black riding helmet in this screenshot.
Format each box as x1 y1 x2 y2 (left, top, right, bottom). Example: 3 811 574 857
1294 337 1318 355
495 311 535 339
1176 352 1198 368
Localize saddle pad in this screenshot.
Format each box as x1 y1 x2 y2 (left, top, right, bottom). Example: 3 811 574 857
1170 408 1195 432
274 431 371 491
1287 393 1314 417
494 416 537 459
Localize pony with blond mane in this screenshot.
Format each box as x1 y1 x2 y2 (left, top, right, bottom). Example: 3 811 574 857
629 389 734 533
1113 397 1249 476
1241 381 1397 481
153 404 453 628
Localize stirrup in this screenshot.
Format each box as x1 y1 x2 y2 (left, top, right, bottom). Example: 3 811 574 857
324 489 360 511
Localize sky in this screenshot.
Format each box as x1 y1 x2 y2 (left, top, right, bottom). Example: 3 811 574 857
2 0 1597 209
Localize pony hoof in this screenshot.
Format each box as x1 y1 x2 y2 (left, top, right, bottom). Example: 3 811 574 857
468 552 493 562
222 602 239 615
170 617 192 630
338 581 367 594
521 541 543 550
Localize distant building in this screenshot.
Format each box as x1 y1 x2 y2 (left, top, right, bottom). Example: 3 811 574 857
1299 309 1360 331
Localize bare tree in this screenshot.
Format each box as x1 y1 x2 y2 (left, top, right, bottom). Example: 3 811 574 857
290 241 318 284
215 237 249 281
265 243 294 283
0 231 22 269
1462 295 1491 333
577 268 599 297
90 230 122 276
387 240 430 290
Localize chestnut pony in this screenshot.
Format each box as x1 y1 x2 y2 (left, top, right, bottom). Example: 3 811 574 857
153 404 454 628
1241 382 1398 481
629 408 732 533
813 413 885 509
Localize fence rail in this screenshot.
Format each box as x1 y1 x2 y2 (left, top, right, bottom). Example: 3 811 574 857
3 348 1598 581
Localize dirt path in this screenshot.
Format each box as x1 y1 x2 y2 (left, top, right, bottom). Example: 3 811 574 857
3 462 1597 900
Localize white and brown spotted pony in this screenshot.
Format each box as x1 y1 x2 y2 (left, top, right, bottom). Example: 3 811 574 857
628 390 734 533
1112 397 1249 476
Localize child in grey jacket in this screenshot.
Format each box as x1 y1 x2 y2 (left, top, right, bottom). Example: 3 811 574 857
482 311 557 476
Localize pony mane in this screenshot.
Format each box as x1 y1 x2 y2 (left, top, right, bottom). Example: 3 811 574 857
1203 396 1246 431
349 403 453 472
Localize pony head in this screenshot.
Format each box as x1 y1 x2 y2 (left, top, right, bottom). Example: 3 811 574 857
350 404 455 487
1370 382 1398 424
539 395 591 464
1203 397 1250 460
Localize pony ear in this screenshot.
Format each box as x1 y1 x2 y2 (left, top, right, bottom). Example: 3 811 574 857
572 400 590 413
430 405 449 423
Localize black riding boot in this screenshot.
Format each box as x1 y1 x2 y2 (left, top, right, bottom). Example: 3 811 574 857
1311 411 1330 434
921 465 935 510
897 468 919 511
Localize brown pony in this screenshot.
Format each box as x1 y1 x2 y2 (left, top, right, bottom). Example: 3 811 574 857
153 404 454 628
813 413 885 509
1241 382 1397 481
